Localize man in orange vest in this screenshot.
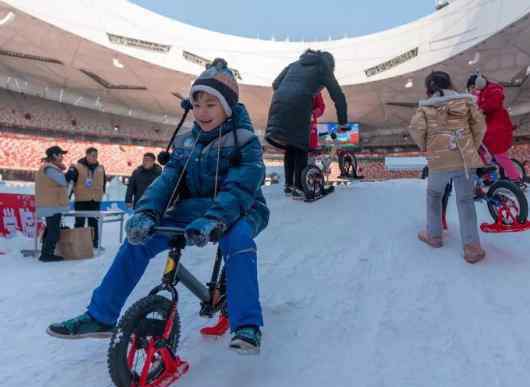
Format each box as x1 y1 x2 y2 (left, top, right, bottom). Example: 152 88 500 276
66 147 106 248
35 146 70 262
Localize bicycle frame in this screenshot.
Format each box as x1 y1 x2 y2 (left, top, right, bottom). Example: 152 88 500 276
308 139 340 183
442 169 500 212
125 227 226 387
149 226 225 317
441 166 529 233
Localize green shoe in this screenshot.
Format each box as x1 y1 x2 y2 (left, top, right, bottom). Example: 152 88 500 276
47 313 115 339
229 325 261 354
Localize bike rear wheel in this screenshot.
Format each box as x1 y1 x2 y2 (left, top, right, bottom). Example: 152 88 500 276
301 165 325 198
108 295 181 387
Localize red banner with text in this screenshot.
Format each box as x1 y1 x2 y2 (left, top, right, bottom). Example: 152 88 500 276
0 193 40 238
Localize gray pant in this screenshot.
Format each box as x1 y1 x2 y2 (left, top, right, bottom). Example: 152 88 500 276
427 169 480 246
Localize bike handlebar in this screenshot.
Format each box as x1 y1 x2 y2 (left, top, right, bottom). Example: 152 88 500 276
152 223 225 243
152 226 186 236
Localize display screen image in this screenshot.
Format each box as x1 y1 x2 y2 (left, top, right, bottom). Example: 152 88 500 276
316 122 360 145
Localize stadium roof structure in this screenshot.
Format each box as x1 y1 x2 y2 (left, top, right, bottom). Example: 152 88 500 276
0 0 529 137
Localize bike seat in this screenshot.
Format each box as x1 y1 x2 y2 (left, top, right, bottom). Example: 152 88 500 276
476 165 497 177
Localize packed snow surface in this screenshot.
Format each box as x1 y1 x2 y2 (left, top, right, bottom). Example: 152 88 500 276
1 180 530 387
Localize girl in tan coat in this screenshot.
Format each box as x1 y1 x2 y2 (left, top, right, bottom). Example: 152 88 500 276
409 71 487 263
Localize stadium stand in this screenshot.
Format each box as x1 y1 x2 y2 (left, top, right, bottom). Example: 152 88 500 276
0 89 174 142
1 88 529 182
1 132 529 181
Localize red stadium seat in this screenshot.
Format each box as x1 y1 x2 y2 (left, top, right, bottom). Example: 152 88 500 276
0 132 163 176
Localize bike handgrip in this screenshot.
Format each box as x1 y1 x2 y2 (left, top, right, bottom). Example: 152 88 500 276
209 223 226 243
152 226 186 236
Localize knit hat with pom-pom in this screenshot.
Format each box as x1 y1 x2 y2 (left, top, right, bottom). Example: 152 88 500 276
190 58 239 117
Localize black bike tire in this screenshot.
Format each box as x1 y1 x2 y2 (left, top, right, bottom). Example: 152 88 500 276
301 165 324 197
487 180 528 224
339 151 357 178
107 295 181 387
499 158 526 180
511 158 527 180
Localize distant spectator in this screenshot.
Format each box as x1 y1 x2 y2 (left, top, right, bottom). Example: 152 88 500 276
35 146 69 262
125 153 162 209
66 147 106 248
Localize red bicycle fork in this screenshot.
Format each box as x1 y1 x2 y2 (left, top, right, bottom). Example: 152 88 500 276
129 304 190 387
480 204 530 233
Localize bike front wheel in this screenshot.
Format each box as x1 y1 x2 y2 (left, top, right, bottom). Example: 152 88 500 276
487 180 528 224
107 295 181 387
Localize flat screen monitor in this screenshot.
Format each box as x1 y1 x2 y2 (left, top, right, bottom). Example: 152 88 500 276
316 122 360 145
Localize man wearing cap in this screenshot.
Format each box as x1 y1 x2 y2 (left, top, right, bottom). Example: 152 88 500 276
35 146 69 262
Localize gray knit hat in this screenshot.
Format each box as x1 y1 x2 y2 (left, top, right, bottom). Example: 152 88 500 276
190 58 239 117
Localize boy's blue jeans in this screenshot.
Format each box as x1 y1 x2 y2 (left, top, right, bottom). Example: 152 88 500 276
87 219 263 332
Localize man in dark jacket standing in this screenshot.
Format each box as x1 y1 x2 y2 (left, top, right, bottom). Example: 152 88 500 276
66 147 106 248
266 49 348 198
125 153 162 209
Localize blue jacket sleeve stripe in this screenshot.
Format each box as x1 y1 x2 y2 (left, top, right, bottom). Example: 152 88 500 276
205 137 265 226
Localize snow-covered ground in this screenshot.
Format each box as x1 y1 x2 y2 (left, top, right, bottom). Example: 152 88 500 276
1 179 530 387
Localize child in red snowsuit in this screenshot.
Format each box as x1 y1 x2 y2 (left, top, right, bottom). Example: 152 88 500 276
309 92 326 150
467 75 520 181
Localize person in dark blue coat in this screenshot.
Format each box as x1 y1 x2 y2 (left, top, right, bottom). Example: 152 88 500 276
47 59 270 354
124 153 162 209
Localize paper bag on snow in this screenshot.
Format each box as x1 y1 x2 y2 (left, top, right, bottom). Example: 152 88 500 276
56 227 94 260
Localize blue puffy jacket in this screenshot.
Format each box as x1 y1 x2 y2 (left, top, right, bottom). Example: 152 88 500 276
135 103 269 237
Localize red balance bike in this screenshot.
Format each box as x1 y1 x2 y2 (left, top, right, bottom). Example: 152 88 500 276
107 226 228 387
440 162 530 233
